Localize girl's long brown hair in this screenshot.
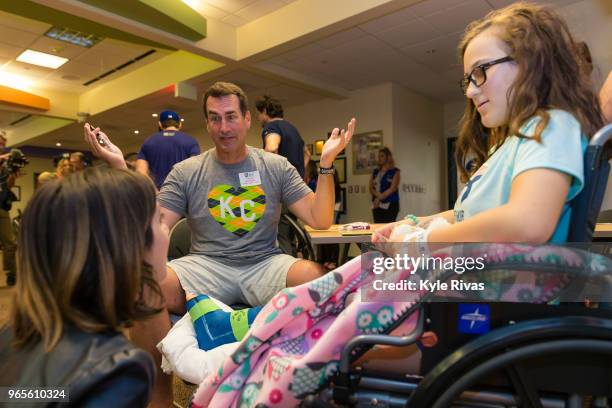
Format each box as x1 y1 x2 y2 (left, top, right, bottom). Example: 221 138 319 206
455 2 604 183
9 167 163 350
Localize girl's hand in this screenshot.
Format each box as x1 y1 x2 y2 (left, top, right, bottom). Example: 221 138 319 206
83 123 127 169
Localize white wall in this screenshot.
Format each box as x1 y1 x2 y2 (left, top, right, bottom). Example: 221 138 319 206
391 83 445 217
443 101 465 140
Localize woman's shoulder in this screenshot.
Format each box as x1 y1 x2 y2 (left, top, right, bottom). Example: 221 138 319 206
520 109 581 136
68 330 155 406
65 328 154 380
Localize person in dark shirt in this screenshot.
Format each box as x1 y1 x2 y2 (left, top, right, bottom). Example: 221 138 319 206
0 131 16 286
256 96 305 177
136 110 200 189
256 96 307 256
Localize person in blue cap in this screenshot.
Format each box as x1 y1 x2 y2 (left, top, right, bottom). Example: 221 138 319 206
136 110 200 189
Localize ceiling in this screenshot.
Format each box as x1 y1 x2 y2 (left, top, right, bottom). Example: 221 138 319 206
261 0 588 101
1 0 610 152
183 0 298 27
0 9 169 94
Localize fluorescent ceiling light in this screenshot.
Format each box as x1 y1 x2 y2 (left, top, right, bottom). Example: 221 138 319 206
17 50 68 69
45 27 102 48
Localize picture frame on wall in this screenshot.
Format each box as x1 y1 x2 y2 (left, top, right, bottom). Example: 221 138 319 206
352 130 383 175
339 187 347 214
334 157 347 184
306 143 313 156
314 140 325 155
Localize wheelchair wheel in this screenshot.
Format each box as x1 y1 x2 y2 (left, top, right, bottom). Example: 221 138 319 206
408 316 612 408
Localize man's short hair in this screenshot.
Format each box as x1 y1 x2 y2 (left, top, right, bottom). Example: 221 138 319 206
70 151 85 162
202 82 249 119
255 95 284 118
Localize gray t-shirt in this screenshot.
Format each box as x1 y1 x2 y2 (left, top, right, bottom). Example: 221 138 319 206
159 146 312 265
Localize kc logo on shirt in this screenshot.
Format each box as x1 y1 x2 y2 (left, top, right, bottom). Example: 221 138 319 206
208 184 266 237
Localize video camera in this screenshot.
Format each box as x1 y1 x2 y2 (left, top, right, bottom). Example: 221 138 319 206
4 149 28 174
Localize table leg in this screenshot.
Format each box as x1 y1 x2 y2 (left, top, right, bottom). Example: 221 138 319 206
339 243 351 265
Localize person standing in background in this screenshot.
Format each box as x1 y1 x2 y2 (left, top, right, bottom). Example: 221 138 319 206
370 147 401 223
55 158 73 180
69 152 87 171
136 110 200 189
256 96 306 256
256 96 305 177
0 131 16 286
124 152 139 171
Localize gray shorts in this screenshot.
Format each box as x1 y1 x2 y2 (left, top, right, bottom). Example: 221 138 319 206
168 254 299 306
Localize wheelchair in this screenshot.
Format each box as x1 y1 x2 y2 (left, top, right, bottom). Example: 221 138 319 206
302 124 612 408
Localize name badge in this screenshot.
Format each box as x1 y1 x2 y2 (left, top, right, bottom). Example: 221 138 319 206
239 171 261 187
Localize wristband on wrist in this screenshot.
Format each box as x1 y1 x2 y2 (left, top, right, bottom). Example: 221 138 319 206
404 214 420 225
319 166 335 175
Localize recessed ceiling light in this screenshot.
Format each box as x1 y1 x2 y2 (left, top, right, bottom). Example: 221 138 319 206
56 142 62 147
180 118 185 122
17 49 68 69
152 113 158 117
134 130 139 134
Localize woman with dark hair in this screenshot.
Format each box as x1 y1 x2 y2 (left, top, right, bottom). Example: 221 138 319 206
0 167 167 407
370 147 400 223
375 1 604 245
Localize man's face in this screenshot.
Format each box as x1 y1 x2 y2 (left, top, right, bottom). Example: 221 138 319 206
205 95 251 154
70 155 84 171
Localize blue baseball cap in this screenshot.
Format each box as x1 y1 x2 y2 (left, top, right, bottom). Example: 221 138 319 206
159 110 180 122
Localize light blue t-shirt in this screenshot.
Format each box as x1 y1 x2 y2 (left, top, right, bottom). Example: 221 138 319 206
453 110 587 243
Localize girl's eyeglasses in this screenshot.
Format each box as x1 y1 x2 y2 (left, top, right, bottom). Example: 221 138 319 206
459 56 514 95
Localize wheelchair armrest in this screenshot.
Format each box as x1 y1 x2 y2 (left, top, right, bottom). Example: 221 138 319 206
339 306 425 375
332 308 424 405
